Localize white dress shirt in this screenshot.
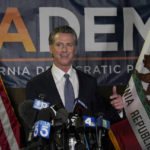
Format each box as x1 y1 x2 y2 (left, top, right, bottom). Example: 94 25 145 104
51 64 79 106
51 64 123 118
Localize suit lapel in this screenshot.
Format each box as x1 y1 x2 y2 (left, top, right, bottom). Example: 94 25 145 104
45 68 63 105
76 69 85 99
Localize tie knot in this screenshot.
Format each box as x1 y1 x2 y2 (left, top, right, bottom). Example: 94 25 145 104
64 74 70 79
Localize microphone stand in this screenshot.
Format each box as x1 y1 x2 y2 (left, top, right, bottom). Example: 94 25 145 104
95 124 103 150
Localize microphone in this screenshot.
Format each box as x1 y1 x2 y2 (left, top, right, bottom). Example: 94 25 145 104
55 107 68 125
33 103 68 149
21 103 65 150
83 115 96 128
95 113 110 150
32 107 56 150
19 93 50 128
19 93 51 142
33 98 50 110
73 98 88 115
53 106 68 150
19 100 41 143
94 112 110 130
68 98 88 129
96 117 110 130
36 107 55 122
66 99 89 150
19 100 38 129
33 93 50 110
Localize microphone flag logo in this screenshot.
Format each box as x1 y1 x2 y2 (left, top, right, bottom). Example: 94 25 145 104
33 120 51 139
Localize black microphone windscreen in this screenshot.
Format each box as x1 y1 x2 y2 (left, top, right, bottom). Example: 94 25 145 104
55 108 68 124
18 100 37 129
75 142 86 150
37 107 55 122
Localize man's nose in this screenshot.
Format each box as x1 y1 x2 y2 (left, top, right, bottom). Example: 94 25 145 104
62 44 67 51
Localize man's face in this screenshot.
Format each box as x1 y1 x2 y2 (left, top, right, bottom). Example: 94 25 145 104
50 33 76 70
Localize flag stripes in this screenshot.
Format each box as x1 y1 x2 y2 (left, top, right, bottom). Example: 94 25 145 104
0 76 20 150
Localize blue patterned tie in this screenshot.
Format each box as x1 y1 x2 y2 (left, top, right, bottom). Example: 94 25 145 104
64 74 75 112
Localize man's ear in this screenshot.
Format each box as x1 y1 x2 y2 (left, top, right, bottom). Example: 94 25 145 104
49 46 54 57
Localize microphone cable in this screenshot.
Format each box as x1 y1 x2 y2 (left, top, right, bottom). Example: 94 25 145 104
83 133 90 150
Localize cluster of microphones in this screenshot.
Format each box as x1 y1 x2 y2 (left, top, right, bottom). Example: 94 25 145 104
19 94 110 150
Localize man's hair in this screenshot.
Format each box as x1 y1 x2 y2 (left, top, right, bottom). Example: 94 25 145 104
48 25 77 46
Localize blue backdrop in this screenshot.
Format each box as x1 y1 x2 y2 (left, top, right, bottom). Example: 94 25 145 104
0 0 150 88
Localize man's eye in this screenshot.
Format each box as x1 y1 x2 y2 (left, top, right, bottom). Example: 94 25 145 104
56 43 63 47
67 43 73 47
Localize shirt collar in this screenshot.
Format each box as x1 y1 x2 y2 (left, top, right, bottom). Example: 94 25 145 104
51 64 74 82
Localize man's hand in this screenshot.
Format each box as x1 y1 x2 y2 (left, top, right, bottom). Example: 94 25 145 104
110 86 124 111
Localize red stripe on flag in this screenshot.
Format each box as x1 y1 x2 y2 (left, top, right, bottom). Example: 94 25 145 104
0 77 21 149
0 121 10 150
109 118 142 150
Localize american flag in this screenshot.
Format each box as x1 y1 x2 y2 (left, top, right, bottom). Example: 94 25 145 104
0 76 20 150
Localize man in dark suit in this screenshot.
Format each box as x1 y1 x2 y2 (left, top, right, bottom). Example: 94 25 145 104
25 25 125 149
26 25 124 123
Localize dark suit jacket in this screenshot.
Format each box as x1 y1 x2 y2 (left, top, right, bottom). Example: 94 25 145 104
26 67 124 124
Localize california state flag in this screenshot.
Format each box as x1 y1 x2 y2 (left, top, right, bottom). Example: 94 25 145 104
109 30 150 150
